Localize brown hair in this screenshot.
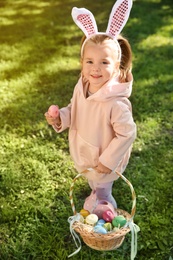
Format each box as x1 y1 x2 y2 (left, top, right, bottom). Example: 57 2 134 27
117 34 132 82
80 34 132 83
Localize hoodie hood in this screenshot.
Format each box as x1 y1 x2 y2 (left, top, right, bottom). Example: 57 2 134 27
78 76 133 102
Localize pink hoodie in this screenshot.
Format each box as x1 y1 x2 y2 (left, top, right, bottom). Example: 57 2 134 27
53 76 136 182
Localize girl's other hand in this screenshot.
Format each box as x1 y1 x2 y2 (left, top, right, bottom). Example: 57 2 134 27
95 162 112 174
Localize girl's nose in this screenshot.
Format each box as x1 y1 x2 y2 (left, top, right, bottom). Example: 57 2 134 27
92 64 100 71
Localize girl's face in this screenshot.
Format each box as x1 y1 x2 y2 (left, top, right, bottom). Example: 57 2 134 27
81 40 119 92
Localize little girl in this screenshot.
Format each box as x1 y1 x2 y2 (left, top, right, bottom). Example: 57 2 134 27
45 0 136 210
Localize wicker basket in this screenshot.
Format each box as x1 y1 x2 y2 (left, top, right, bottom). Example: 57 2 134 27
69 170 137 252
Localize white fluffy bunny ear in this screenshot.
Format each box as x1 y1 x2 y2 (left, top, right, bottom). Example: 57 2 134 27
71 7 98 37
106 0 133 38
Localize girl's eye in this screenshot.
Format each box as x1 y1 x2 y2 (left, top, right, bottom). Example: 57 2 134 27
102 60 110 65
87 60 93 64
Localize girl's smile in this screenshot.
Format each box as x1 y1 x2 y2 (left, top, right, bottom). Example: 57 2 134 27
91 74 102 78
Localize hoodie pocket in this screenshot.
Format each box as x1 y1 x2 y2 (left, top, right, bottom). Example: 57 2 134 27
69 130 99 170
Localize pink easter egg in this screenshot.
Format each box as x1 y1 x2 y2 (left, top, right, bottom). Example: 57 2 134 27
48 105 59 118
102 210 115 222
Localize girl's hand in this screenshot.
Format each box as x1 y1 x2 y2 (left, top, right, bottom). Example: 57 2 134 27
44 112 61 125
44 105 61 126
95 162 112 174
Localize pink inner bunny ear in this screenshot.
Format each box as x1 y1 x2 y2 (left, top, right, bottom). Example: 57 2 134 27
71 7 98 37
106 0 133 38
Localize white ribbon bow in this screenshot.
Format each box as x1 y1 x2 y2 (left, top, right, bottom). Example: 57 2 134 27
68 213 82 258
127 220 140 260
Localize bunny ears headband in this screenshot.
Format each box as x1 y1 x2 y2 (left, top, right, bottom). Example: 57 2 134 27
71 0 133 61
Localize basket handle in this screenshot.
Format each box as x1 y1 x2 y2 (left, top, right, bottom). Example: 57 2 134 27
69 169 136 220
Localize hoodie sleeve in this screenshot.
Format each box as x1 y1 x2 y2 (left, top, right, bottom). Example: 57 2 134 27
52 103 72 133
99 99 136 171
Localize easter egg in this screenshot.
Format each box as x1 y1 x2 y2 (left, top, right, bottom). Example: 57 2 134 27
97 219 106 226
103 222 113 232
93 200 117 219
112 215 127 228
93 225 107 234
85 214 98 226
102 210 115 222
80 209 90 218
113 227 119 232
48 105 59 118
79 215 84 223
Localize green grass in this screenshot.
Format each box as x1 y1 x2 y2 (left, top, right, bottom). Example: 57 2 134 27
0 0 173 259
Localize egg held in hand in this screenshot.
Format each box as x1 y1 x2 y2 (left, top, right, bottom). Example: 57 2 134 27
48 105 59 118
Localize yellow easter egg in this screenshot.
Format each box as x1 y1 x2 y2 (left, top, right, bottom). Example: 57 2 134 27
80 209 90 218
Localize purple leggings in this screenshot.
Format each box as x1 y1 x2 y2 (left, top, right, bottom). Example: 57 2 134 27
88 180 117 208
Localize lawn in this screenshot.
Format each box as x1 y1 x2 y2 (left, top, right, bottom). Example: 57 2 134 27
0 0 173 259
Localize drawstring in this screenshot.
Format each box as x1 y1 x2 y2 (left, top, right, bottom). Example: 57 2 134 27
68 213 82 258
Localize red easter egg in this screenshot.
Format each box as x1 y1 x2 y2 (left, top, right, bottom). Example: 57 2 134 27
102 210 115 222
